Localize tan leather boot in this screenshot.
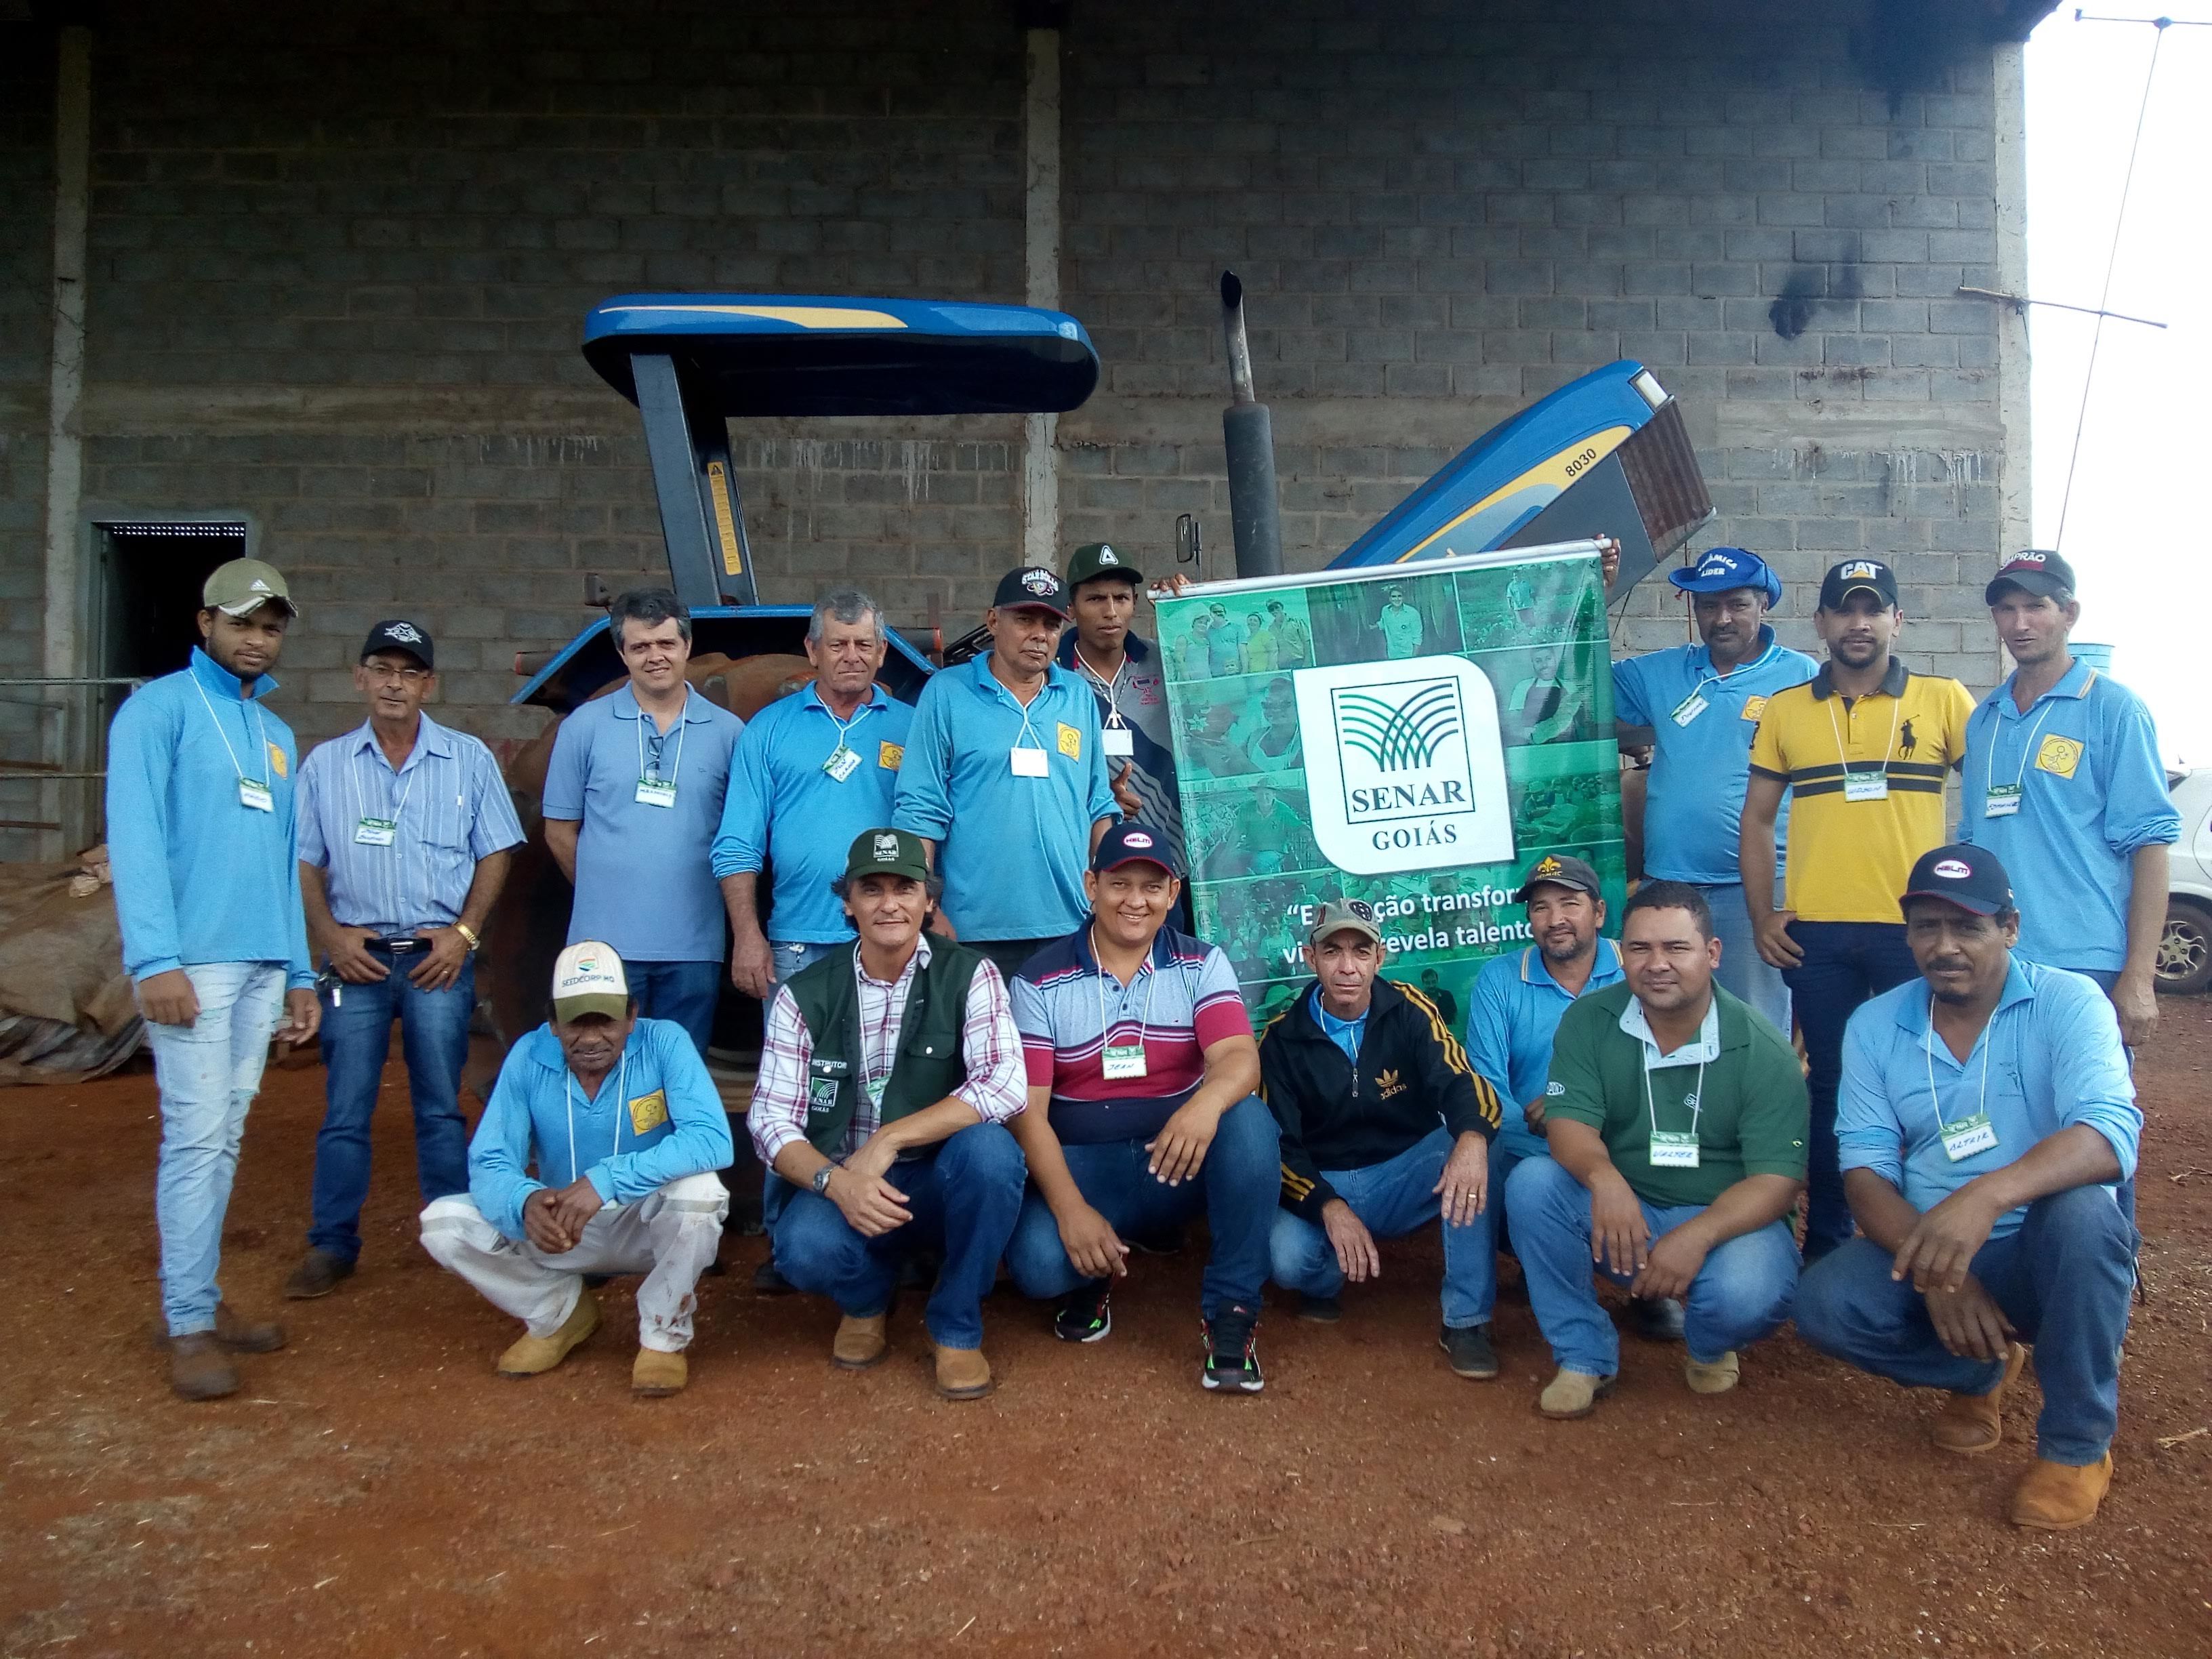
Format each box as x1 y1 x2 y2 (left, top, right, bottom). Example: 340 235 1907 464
1931 1343 2028 1455
2011 1452 2113 1531
1537 1368 1613 1419
933 1344 993 1401
632 1347 688 1397
496 1291 600 1377
167 1333 241 1401
833 1313 888 1370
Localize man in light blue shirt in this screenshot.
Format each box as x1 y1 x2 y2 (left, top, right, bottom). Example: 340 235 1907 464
1957 550 2178 1048
1612 546 1816 1033
1797 844 2141 1532
1374 586 1425 659
893 566 1118 980
543 588 745 1056
419 942 733 1397
105 558 321 1399
288 620 525 1301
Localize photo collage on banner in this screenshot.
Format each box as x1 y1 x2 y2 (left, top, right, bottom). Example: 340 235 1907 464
1155 550 1626 1033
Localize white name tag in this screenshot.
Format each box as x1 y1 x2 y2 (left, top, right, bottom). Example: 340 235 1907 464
1102 725 1135 758
1648 1130 1701 1169
1983 784 2022 818
1843 770 1889 802
823 746 861 782
635 777 678 808
354 816 396 846
1670 691 1709 727
239 779 274 813
1102 1042 1148 1081
1940 1112 1999 1162
1010 746 1050 778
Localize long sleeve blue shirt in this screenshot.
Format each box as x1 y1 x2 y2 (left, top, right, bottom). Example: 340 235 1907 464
104 647 314 987
467 1017 735 1242
1465 939 1626 1159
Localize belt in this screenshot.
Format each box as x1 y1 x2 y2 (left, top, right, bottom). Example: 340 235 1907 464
365 936 426 954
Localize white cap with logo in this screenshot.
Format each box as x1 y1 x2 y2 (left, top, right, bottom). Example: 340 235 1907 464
552 941 630 1022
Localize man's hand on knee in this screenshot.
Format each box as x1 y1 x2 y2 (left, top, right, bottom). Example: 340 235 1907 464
1322 1200 1380 1283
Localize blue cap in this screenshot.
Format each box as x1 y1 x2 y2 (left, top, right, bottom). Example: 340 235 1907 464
1668 546 1783 608
1092 821 1181 878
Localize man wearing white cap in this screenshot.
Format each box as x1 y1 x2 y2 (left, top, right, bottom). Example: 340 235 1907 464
419 942 733 1396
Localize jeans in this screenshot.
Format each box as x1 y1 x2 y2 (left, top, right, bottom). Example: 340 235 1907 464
308 951 474 1265
1467 1134 1546 1318
144 962 288 1336
1006 1093 1281 1319
1505 1155 1799 1375
628 959 722 1057
1267 1126 1491 1327
2074 966 2138 1224
1782 920 1919 1252
1696 880 1793 1038
771 1122 1026 1348
1795 1187 2138 1465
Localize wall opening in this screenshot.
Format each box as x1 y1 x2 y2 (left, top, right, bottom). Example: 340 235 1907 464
96 520 250 683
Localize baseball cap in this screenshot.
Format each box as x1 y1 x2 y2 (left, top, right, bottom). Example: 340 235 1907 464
991 565 1071 619
1818 558 1899 611
1308 897 1382 947
1902 843 2015 918
1513 853 1602 903
844 827 931 884
1065 541 1142 588
552 941 630 1023
203 558 298 619
1670 546 1783 607
1092 821 1180 878
360 619 434 669
1985 548 2076 605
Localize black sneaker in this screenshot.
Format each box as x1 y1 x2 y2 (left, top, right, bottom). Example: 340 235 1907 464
1296 1292 1342 1324
1439 1322 1499 1379
1053 1281 1113 1343
1201 1305 1265 1394
1627 1295 1685 1343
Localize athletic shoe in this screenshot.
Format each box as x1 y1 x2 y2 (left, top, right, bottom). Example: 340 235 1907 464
1200 1305 1265 1394
1053 1281 1113 1343
1296 1292 1342 1324
1439 1322 1499 1379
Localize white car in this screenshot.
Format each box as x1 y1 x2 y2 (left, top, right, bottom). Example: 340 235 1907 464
2160 768 2212 996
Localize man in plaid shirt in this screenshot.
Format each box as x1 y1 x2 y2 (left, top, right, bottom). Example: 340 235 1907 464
746 828 1027 1399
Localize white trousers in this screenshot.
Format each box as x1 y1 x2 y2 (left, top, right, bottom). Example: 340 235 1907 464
419 1174 729 1353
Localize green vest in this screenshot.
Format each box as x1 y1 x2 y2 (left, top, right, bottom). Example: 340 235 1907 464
784 941 983 1155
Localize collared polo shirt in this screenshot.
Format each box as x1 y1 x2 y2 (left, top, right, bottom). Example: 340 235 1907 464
1205 618 1245 674
710 683 914 945
297 713 525 936
891 654 1117 943
1747 659 1975 923
1956 660 2179 973
541 683 745 962
1378 604 1425 659
1058 631 1183 872
1837 959 2139 1237
1466 937 1626 1159
1612 627 1818 885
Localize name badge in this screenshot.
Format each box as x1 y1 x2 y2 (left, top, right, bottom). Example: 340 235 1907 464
354 816 397 846
863 1076 887 1111
239 779 274 813
627 1088 669 1135
1984 784 2022 818
1102 1042 1148 1082
1102 725 1135 758
1670 690 1709 727
1010 746 1050 778
1843 769 1889 803
1939 1112 1999 1162
635 777 678 808
1648 1130 1701 1169
823 745 861 782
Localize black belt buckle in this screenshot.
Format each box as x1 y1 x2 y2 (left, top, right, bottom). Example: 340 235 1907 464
372 936 422 954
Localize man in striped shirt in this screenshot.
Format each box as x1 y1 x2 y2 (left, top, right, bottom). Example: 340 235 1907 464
287 621 525 1300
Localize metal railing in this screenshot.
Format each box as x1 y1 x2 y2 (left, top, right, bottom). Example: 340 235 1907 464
0 677 144 853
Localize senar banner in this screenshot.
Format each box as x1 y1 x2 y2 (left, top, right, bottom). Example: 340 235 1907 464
1154 544 1627 1034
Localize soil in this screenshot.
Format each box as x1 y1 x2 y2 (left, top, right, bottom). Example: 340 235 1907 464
3 1002 2209 1659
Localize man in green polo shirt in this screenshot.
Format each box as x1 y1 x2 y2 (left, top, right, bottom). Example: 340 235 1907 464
1505 880 1808 1419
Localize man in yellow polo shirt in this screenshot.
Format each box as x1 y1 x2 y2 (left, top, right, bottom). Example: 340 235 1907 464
1738 558 1973 1265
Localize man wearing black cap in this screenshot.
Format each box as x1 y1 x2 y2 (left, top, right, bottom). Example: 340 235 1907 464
893 567 1119 980
1959 551 2178 1047
288 621 525 1300
1796 844 2141 1530
1740 558 1976 1261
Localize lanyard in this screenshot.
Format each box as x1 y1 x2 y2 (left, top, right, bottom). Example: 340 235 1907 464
564 1048 630 1189
1641 1052 1707 1141
1826 687 1901 777
1996 674 2091 790
1004 682 1046 750
634 691 689 783
1692 636 1780 699
1072 645 1128 730
356 735 421 823
823 695 877 757
1922 1000 1992 1134
853 945 914 1103
190 670 272 784
1092 930 1161 1047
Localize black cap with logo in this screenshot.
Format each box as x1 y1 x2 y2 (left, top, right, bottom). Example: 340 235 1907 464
1513 853 1603 903
1985 548 2076 605
360 619 434 670
1091 821 1181 878
991 565 1071 619
1901 843 2015 918
1818 558 1900 611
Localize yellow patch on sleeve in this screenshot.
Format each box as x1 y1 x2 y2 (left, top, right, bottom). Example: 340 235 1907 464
2035 735 2084 779
1056 722 1082 760
1740 695 1769 722
267 742 288 779
627 1089 669 1135
878 741 904 770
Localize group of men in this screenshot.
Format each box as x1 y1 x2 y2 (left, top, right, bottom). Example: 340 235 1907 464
1171 594 1314 680
106 534 2164 1532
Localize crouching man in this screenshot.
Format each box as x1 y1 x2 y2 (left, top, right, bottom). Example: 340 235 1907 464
420 943 733 1397
1510 882 1807 1418
747 829 1028 1401
1796 845 2142 1531
1260 900 1507 1378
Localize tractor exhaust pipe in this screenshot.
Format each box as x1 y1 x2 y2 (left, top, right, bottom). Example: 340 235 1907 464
1219 271 1283 580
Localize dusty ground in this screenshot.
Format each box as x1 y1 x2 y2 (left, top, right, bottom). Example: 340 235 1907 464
2 1004 2208 1659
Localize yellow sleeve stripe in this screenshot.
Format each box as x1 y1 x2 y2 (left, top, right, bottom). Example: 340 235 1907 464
1395 983 1503 1130
1280 1164 1315 1200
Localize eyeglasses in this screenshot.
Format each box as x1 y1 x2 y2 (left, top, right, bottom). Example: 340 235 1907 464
363 662 430 684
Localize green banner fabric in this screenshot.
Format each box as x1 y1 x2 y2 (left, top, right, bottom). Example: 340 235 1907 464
1155 548 1627 1033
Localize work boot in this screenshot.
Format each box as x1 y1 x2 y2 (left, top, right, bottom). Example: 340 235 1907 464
752 1258 795 1296
632 1347 689 1397
1627 1294 1685 1342
1439 1322 1500 1380
495 1292 600 1378
933 1344 994 1400
283 1248 355 1300
1537 1368 1614 1420
213 1301 286 1353
2011 1452 2113 1531
1931 1343 2028 1456
832 1312 888 1370
1683 1350 1740 1395
167 1333 241 1401
1296 1292 1342 1324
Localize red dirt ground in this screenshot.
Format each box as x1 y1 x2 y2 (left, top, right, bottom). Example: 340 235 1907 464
2 1003 2208 1659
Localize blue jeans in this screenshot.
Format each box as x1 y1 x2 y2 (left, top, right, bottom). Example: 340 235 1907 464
771 1122 1026 1348
2074 967 2137 1224
1268 1126 1491 1327
628 959 722 1057
1782 920 1919 1252
1795 1187 2138 1465
1696 880 1793 1038
1467 1133 1546 1318
308 953 475 1265
1008 1094 1281 1318
1505 1155 1799 1374
144 962 287 1336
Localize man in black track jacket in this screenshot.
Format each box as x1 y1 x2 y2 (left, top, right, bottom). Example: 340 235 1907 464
1260 899 1507 1378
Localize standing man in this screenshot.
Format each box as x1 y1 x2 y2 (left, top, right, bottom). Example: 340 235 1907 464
106 558 321 1399
1958 550 2177 1045
893 567 1118 981
1267 598 1311 670
1796 845 2141 1530
1259 901 1504 1376
1056 543 1184 883
542 588 745 1056
287 621 524 1300
1612 547 1817 1035
1204 601 1246 676
1740 558 1974 1262
1375 585 1425 659
1507 883 1809 1419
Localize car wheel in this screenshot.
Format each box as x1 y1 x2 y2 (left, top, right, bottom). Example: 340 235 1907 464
2155 902 2212 997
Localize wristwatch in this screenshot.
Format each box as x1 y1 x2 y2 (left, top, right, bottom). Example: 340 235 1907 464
811 1164 836 1197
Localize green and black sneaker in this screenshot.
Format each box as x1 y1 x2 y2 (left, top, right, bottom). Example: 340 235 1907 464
1052 1280 1113 1343
1200 1305 1265 1394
